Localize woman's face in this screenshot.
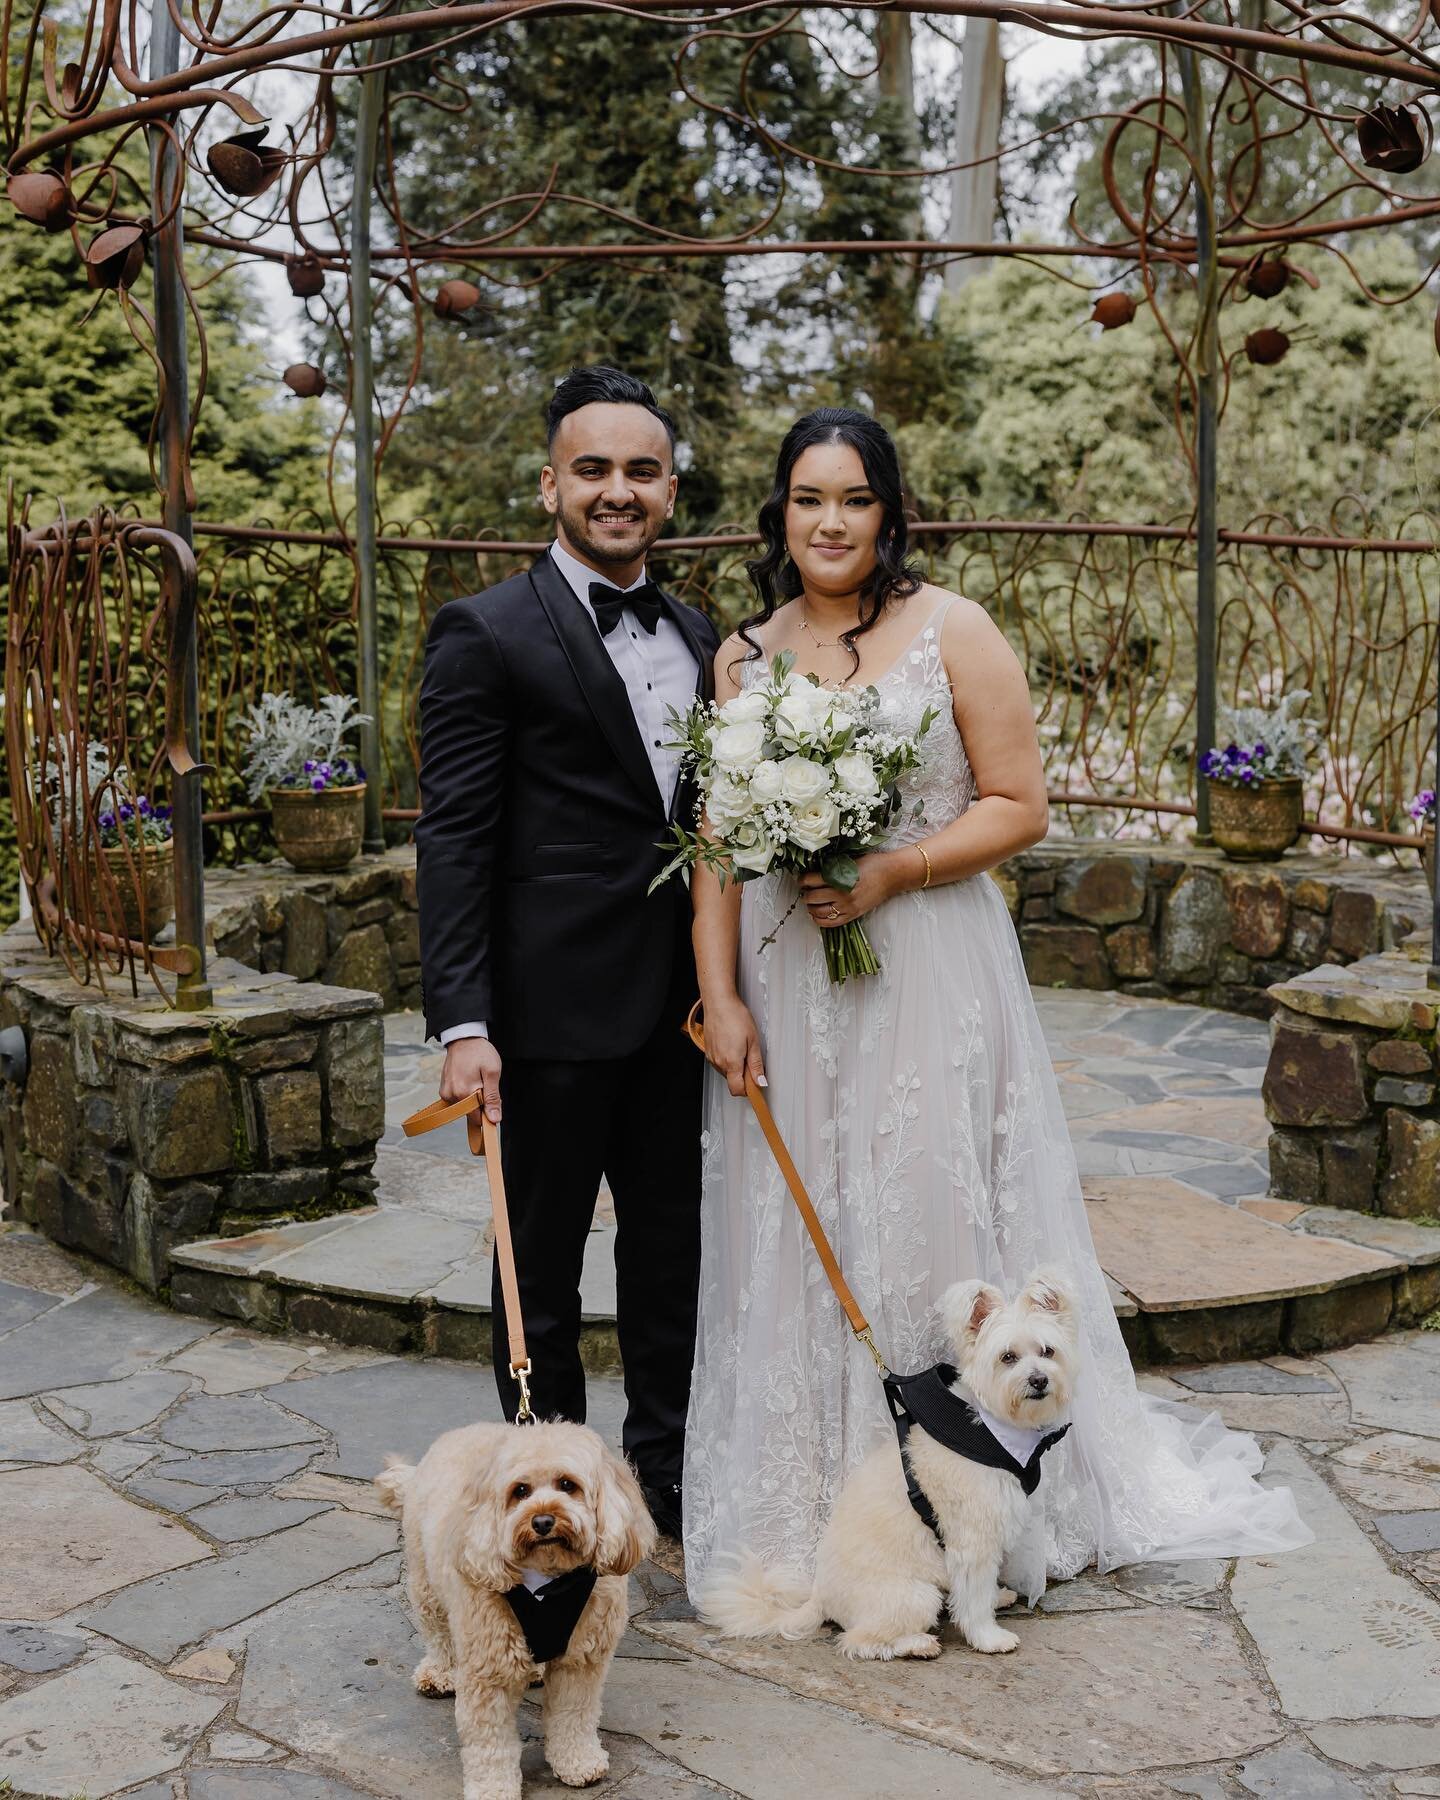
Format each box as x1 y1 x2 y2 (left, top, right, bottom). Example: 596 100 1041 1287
783 441 883 599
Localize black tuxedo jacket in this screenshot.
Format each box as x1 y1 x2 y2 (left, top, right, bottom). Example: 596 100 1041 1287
415 551 719 1060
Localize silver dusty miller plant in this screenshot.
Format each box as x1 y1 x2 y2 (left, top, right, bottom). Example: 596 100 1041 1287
1213 688 1314 778
240 692 372 802
41 731 124 835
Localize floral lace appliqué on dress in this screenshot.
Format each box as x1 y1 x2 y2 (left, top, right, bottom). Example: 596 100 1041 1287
683 596 1310 1603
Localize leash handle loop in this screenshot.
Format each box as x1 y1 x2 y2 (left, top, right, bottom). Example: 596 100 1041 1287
402 1088 532 1412
684 1000 883 1361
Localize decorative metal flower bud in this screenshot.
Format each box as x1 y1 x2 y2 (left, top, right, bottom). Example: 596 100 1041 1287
1243 255 1290 299
435 278 482 320
1244 327 1290 366
1356 102 1433 175
285 253 326 298
282 362 327 398
1090 292 1137 331
207 128 287 198
85 223 147 291
7 170 70 231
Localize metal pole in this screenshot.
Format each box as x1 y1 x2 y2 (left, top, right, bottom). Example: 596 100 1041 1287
1431 629 1440 990
351 45 385 855
1177 42 1219 844
149 0 212 1007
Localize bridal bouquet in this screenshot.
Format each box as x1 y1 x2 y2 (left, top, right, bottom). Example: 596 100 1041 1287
651 652 935 982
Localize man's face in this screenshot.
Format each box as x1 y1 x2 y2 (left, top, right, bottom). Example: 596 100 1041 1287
540 402 677 576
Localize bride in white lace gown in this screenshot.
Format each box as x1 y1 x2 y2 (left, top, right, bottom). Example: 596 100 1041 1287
683 408 1310 1606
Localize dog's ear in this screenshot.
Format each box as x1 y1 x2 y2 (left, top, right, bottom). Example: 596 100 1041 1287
1020 1267 1076 1323
456 1482 512 1591
939 1279 1005 1357
595 1449 656 1577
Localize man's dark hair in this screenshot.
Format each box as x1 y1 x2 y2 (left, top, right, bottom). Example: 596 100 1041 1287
545 365 677 453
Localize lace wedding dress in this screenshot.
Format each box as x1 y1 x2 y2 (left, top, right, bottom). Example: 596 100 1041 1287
683 595 1311 1603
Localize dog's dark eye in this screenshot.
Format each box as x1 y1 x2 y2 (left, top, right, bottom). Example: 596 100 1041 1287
511 1482 531 1501
556 1477 580 1494
1000 1351 1018 1365
1041 1345 1055 1358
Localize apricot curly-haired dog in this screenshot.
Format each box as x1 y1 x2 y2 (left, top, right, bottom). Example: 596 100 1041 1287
376 1420 655 1800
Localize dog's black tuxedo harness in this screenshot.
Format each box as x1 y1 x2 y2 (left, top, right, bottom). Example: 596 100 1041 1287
883 1364 1071 1541
504 1566 598 1664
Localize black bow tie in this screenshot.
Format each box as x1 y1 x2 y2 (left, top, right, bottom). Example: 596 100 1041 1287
590 579 663 638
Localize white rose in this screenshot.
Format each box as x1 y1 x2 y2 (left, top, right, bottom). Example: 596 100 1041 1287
788 796 840 854
710 719 766 773
748 759 785 803
729 817 776 874
834 751 879 797
779 757 831 805
706 773 751 823
774 683 832 747
718 689 770 725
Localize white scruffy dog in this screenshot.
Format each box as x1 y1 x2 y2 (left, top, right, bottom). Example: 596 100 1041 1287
700 1269 1077 1660
376 1420 654 1800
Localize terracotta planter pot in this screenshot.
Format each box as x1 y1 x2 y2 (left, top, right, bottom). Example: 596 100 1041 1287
269 782 366 871
95 840 175 941
1208 776 1304 860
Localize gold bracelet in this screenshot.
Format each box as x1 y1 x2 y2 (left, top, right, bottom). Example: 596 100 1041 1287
916 844 933 890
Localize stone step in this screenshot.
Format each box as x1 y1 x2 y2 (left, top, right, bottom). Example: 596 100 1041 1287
167 1164 1440 1367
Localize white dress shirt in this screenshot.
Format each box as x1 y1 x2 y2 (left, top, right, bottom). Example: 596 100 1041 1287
440 541 700 1048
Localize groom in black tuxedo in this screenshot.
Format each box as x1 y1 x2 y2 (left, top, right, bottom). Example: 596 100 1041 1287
415 365 718 1537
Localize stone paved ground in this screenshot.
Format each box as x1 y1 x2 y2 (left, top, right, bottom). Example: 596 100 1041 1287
2 1218 1440 1798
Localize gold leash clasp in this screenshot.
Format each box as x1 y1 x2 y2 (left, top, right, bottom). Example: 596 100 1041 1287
511 1359 535 1425
854 1325 889 1377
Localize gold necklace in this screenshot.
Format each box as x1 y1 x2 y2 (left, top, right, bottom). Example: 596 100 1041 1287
798 601 855 653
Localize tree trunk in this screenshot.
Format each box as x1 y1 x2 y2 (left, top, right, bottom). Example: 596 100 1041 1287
944 18 1006 294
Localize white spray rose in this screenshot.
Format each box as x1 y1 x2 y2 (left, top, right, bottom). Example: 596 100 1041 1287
774 683 833 747
748 759 785 803
729 817 776 874
788 797 841 855
710 719 766 773
718 689 770 725
779 757 831 805
833 751 880 797
706 773 751 823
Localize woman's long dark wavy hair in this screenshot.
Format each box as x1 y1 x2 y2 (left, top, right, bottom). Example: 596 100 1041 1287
738 407 924 681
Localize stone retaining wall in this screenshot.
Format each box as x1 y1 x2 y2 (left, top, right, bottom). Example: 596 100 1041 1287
1264 934 1440 1220
996 841 1429 1018
0 926 385 1293
203 848 420 1014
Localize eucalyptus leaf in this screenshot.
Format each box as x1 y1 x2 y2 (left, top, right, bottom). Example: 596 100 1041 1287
821 851 860 891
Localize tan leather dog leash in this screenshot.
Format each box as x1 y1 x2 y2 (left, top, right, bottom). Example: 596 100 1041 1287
684 1000 889 1376
400 1092 535 1421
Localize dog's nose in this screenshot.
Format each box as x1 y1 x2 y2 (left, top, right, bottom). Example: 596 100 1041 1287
1027 1374 1049 1395
532 1513 556 1536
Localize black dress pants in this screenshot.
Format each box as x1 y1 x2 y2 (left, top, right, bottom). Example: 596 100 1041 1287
491 992 703 1487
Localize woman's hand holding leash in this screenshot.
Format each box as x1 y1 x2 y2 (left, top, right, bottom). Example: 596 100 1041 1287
700 993 767 1096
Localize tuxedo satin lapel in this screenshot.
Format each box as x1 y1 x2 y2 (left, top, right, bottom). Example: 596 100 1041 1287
528 555 664 813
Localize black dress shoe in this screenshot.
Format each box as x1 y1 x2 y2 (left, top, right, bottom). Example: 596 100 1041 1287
640 1480 683 1541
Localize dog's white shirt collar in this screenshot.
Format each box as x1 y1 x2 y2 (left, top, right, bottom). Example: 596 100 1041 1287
972 1403 1051 1467
516 1567 555 1593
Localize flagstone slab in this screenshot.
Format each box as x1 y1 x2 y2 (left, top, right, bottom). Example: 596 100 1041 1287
0 1652 224 1797
1235 1743 1365 1797
1184 1387 1361 1442
0 1621 88 1673
187 1496 334 1542
189 1769 374 1799
0 1287 211 1401
202 1728 285 1762
1293 1208 1440 1266
0 1464 210 1620
1332 1432 1440 1482
0 1277 59 1334
374 1140 491 1224
643 1606 1278 1778
0 1399 84 1464
266 1210 479 1302
145 1445 319 1490
275 1470 397 1518
78 1510 395 1662
158 1394 327 1453
1321 1333 1440 1437
1376 1511 1440 1552
1112 1558 1229 1607
1169 1362 1338 1396
1084 1096 1274 1151
171 1214 363 1277
1306 1718 1440 1771
1230 1442 1440 1721
165 1331 319 1394
1330 1464 1440 1512
1082 1179 1396 1311
1033 1572 1136 1613
41 1369 193 1437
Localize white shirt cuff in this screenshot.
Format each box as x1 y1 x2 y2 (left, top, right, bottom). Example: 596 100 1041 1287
439 1021 489 1045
